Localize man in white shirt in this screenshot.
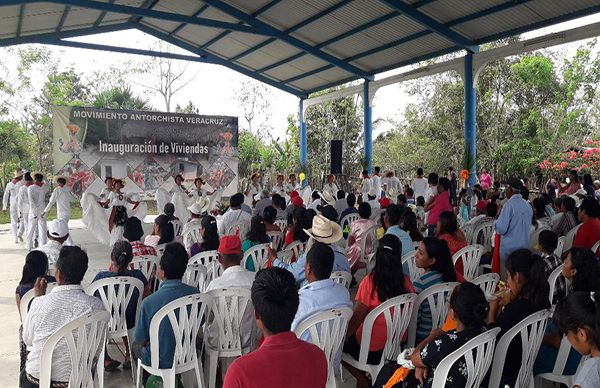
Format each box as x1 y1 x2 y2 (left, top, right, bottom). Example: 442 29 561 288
411 167 429 200
284 173 298 194
23 246 106 386
322 174 340 197
307 190 321 211
35 219 69 269
360 170 371 200
205 235 256 349
333 190 347 216
2 170 23 243
371 166 382 200
18 172 33 242
387 170 402 194
218 193 252 235
43 176 72 244
26 173 48 250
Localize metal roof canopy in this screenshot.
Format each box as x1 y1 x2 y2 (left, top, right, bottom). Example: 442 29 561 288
0 0 599 99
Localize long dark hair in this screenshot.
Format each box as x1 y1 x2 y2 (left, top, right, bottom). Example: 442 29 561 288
450 282 488 329
246 215 270 243
438 211 459 235
422 237 457 282
371 234 409 302
555 292 600 350
506 249 551 311
111 240 133 274
200 215 219 251
568 248 600 293
19 251 49 285
155 214 174 245
291 207 310 243
401 210 423 241
532 198 547 221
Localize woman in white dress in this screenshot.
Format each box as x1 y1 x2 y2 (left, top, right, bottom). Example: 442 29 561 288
245 172 261 206
192 177 213 201
98 176 113 207
170 174 192 223
272 173 286 197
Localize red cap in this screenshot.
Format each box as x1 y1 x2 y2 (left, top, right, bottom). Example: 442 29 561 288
476 200 487 212
218 235 242 255
291 196 304 207
379 197 391 208
290 190 299 198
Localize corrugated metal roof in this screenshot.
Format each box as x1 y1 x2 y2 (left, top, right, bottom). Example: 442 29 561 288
0 0 598 97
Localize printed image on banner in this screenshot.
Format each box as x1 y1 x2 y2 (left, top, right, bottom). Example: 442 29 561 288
52 106 239 199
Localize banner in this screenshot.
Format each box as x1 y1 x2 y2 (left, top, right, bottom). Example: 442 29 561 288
52 106 238 199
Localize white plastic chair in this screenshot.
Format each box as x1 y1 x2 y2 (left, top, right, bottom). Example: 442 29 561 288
487 309 552 388
136 293 211 388
470 220 495 252
189 250 222 283
87 276 145 381
358 224 379 270
130 255 159 291
401 250 423 283
535 336 586 387
274 219 288 232
452 244 484 281
330 271 352 289
342 293 417 381
340 213 360 240
472 273 500 297
285 240 308 259
592 239 600 255
19 282 56 322
294 307 353 388
205 288 256 388
267 230 284 251
170 219 183 236
548 263 565 304
39 310 110 388
182 262 208 292
370 208 384 221
156 243 167 257
462 221 476 244
241 243 270 271
225 220 250 238
182 225 203 251
407 282 459 347
562 224 581 253
529 224 551 250
554 236 566 258
276 249 294 264
430 327 501 388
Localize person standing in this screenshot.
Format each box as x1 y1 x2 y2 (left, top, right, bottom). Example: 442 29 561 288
272 173 286 197
479 169 492 197
447 167 458 207
322 174 340 197
360 170 371 201
371 166 382 200
412 168 428 200
285 173 298 194
26 173 48 251
18 172 34 243
42 176 71 243
2 170 24 243
494 178 533 277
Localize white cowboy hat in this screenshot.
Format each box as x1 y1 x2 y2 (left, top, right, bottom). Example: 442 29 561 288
304 214 343 244
13 170 23 179
48 219 69 239
188 196 210 215
319 191 336 206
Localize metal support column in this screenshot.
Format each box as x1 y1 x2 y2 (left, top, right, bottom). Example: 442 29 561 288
363 80 373 173
299 98 307 169
464 53 477 187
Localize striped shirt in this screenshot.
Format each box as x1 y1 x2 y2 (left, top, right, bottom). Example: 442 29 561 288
413 270 444 341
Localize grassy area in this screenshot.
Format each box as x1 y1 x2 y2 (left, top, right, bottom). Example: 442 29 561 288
0 201 159 224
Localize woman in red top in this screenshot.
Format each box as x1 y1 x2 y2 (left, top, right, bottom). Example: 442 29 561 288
425 177 453 235
573 197 600 253
283 207 310 247
343 234 415 388
436 211 467 282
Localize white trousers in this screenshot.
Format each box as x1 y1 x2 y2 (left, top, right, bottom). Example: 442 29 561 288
57 216 74 245
9 204 19 240
19 211 29 239
26 214 47 250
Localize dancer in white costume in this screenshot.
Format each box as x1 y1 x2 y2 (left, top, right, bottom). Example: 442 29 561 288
322 174 340 197
26 172 48 250
98 176 114 205
285 173 299 194
81 178 146 245
42 176 72 242
244 172 261 207
170 174 192 222
272 173 286 197
17 172 34 243
2 170 23 243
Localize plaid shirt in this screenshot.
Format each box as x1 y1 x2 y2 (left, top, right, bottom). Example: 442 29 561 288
542 252 566 302
130 241 157 257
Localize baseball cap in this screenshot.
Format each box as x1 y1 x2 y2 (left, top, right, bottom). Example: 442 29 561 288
291 196 304 207
48 219 69 239
218 235 242 255
290 190 299 198
379 197 391 208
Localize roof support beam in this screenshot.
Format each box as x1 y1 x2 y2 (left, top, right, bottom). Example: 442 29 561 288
131 0 160 23
201 0 369 77
377 0 478 52
200 0 283 50
92 0 115 27
16 4 25 37
7 0 269 36
134 23 307 98
228 0 352 62
170 4 210 35
56 5 70 32
39 38 220 64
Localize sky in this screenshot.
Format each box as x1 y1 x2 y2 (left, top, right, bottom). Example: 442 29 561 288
6 13 600 140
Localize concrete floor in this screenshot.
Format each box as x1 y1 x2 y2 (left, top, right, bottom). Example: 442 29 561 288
0 220 358 388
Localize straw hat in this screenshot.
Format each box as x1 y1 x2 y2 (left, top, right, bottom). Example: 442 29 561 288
188 197 210 215
13 170 23 179
319 191 336 206
304 214 343 244
31 171 45 179
53 175 67 183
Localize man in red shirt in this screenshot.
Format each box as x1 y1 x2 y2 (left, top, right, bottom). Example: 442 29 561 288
223 267 328 388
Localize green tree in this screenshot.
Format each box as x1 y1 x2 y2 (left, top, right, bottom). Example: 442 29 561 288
92 86 152 110
0 120 34 189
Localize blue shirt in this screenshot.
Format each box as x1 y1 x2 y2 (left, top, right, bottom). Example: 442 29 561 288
494 194 533 260
291 279 352 332
273 244 351 287
134 279 199 369
385 226 414 257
